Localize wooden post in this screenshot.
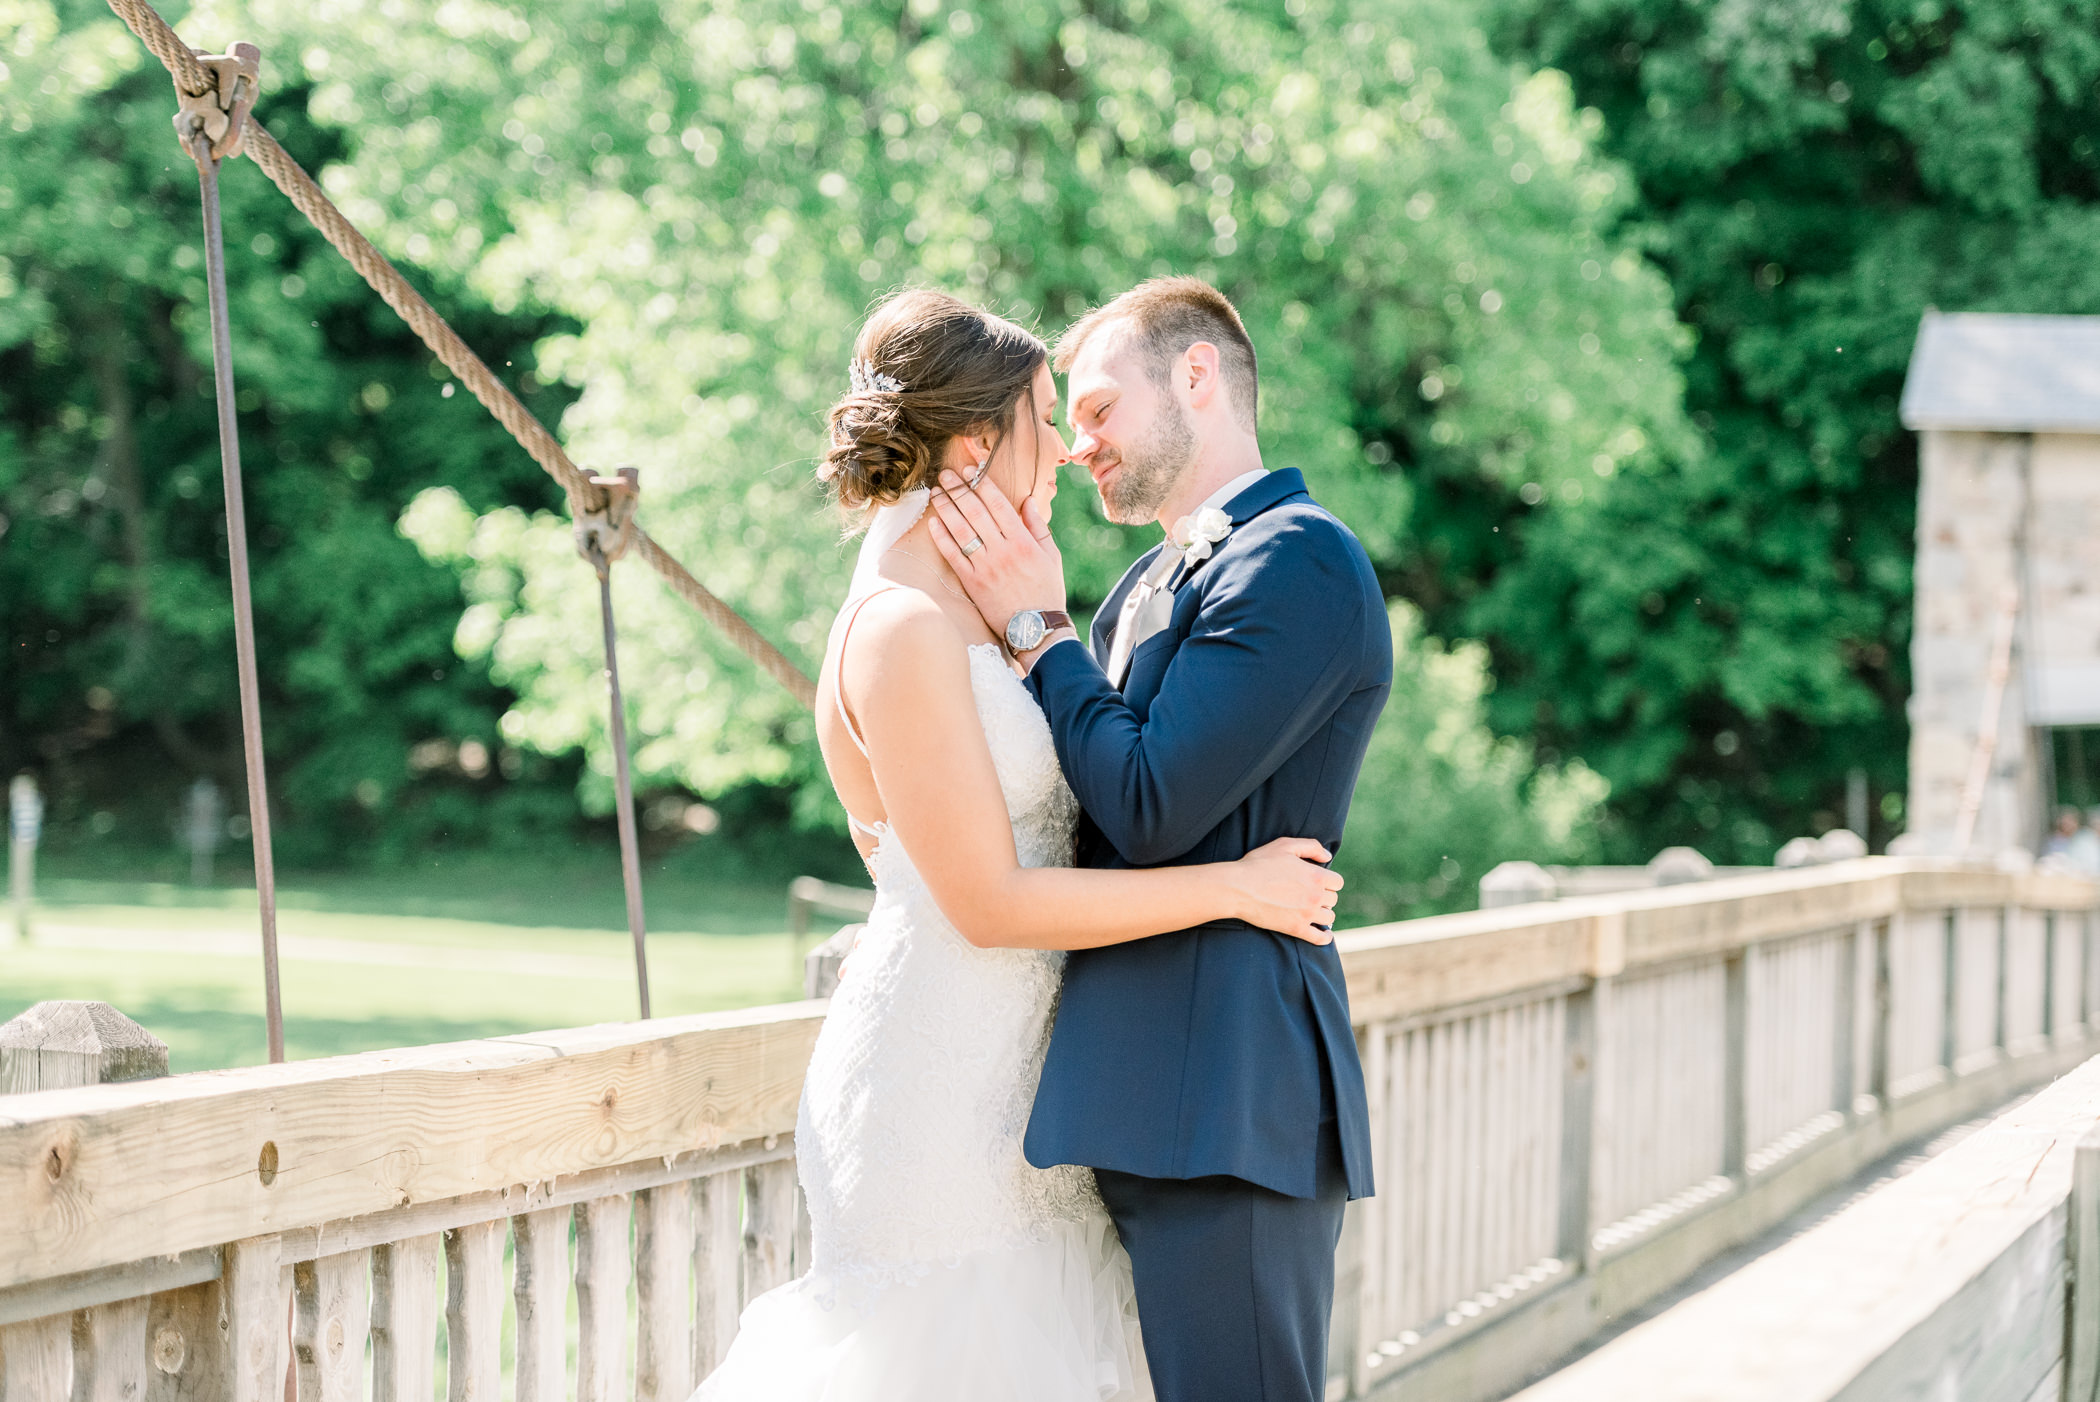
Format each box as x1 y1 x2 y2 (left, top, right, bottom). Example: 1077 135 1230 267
2046 911 2060 1040
369 1236 440 1402
574 1196 631 1402
803 923 862 1000
2063 1123 2100 1402
691 1173 742 1380
1870 918 1893 1108
1833 922 1861 1117
1558 981 1599 1269
0 1001 170 1398
221 1237 286 1402
0 1309 68 1401
511 1209 569 1402
443 1224 503 1402
0 1001 168 1094
293 1253 369 1402
742 1161 797 1299
1343 1021 1386 1397
2087 910 2099 1030
1994 905 2011 1052
1941 910 1960 1072
635 1185 694 1402
72 1298 149 1402
1721 952 1748 1179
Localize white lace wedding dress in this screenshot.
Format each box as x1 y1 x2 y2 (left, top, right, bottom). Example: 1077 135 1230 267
695 497 1150 1401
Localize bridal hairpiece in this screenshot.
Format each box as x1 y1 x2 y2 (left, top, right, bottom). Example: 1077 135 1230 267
850 358 906 395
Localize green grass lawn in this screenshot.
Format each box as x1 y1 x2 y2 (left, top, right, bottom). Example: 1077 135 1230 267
0 851 862 1073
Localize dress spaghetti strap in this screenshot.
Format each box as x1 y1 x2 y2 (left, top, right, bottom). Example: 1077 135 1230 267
830 586 902 838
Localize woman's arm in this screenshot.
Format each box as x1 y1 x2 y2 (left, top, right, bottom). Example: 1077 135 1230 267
845 593 1340 951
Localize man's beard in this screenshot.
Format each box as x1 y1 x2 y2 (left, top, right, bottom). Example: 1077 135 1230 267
1097 399 1198 525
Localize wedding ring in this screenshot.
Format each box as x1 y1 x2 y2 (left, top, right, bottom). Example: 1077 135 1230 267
961 537 984 558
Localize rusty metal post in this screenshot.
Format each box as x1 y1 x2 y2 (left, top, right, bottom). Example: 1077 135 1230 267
184 125 284 1063
587 541 651 1019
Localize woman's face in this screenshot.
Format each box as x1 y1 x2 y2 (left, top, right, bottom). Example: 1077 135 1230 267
986 363 1067 524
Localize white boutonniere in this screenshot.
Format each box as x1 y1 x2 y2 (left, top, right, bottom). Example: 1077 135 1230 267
1176 506 1234 568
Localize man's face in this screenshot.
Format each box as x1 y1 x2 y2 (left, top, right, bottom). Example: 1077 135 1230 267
1062 329 1198 526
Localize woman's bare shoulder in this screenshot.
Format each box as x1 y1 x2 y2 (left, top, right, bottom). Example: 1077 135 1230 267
838 589 972 687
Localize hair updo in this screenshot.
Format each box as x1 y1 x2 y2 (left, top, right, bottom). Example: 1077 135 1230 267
820 289 1047 512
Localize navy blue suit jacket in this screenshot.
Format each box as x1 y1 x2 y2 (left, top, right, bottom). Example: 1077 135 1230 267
1022 469 1390 1201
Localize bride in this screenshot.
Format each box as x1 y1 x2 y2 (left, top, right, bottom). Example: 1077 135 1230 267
694 289 1344 1401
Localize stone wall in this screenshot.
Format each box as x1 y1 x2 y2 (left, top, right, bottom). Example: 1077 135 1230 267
1908 429 2100 854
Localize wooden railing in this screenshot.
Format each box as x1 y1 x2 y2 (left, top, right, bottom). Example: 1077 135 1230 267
1333 859 2100 1401
0 859 2094 1402
1505 1049 2100 1402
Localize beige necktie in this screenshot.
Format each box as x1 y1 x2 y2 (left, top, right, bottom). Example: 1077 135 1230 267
1106 549 1182 688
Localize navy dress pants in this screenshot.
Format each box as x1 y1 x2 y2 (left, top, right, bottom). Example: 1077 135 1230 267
1094 1123 1348 1402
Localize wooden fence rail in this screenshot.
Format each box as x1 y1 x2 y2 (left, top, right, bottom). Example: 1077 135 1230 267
1507 1052 2100 1402
0 859 2094 1402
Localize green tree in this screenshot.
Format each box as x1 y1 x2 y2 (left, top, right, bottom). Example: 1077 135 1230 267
1341 603 1606 921
225 0 1686 844
14 0 1682 903
0 0 582 863
1453 0 2100 858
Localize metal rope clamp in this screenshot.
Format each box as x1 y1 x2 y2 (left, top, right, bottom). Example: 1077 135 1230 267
573 467 641 577
173 42 260 163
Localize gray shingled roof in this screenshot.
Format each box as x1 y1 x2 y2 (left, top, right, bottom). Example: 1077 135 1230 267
1900 311 2100 432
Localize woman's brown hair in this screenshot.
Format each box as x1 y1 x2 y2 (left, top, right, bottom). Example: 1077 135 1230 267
820 289 1047 511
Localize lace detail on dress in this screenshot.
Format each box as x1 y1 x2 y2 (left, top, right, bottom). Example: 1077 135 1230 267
794 644 1093 1296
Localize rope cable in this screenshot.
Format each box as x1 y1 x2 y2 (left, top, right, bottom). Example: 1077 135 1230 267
104 0 819 709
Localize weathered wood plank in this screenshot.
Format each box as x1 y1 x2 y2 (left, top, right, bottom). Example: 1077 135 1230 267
443 1223 503 1402
574 1196 630 1402
1338 909 1602 1024
0 1001 167 1095
143 1281 225 1402
1508 1052 2100 1402
0 1312 69 1402
0 1250 219 1331
220 1237 283 1402
0 1004 826 1289
279 1134 789 1266
73 1296 149 1402
634 1184 694 1402
1334 861 2086 1027
691 1171 742 1381
293 1251 367 1402
1351 1019 1389 1398
2066 1125 2100 1402
369 1235 440 1402
743 1159 796 1299
511 1208 568 1402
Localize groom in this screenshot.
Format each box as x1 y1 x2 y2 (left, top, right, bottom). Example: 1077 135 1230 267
929 277 1392 1402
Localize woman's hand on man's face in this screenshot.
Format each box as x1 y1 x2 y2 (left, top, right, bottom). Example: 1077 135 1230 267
928 467 1067 640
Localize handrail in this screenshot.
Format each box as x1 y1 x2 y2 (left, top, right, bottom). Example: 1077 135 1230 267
1509 1052 2100 1401
1 858 2095 1402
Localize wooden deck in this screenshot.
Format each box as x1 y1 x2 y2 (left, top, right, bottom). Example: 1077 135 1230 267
0 858 2093 1401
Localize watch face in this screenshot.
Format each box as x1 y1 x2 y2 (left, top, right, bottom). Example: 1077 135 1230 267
1008 610 1045 652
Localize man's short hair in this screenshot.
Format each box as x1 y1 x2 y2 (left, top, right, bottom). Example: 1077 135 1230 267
1053 277 1259 432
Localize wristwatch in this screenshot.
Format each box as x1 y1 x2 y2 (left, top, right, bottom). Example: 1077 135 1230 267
1004 608 1074 656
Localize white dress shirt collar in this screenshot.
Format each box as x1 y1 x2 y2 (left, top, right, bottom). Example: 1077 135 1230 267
1170 469 1268 544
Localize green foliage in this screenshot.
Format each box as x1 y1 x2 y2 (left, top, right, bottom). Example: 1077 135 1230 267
1340 603 1606 921
219 0 1681 838
0 0 587 862
11 0 1682 903
1451 0 2100 857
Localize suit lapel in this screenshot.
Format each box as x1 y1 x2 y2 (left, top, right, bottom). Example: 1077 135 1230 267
1100 470 1314 682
